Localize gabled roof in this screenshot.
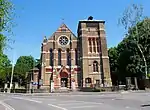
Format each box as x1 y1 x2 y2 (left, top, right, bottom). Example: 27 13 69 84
48 23 77 41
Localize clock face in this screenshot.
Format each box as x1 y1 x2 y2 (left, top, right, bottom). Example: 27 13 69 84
59 36 69 46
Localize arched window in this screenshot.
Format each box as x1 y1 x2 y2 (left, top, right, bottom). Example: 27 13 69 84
88 38 92 52
58 48 61 65
75 48 78 65
96 38 100 53
93 38 96 52
50 48 53 66
66 48 71 66
93 61 98 72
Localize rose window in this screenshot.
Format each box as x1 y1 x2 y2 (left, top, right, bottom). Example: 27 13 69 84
59 36 69 45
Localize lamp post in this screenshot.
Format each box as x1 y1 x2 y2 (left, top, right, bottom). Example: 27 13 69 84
29 71 33 93
9 63 14 92
8 49 15 93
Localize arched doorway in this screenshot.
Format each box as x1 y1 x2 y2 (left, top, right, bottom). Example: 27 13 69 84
60 72 68 87
85 77 92 87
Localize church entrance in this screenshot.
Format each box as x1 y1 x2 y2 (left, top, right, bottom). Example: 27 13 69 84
60 71 69 88
61 78 68 87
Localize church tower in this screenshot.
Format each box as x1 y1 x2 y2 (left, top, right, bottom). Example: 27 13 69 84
77 16 112 87
39 17 112 92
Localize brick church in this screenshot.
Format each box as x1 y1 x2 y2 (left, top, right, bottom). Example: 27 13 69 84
39 17 112 91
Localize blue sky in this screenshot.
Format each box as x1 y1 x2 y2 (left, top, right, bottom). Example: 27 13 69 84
4 0 150 63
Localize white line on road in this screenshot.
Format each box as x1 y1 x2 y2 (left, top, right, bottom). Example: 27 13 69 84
58 102 83 106
13 97 67 110
58 100 100 106
58 100 87 103
33 98 57 101
70 100 103 105
0 101 15 110
12 97 42 103
125 106 130 109
70 105 99 108
48 104 68 110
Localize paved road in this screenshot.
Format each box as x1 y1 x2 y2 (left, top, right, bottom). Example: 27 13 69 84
0 92 150 110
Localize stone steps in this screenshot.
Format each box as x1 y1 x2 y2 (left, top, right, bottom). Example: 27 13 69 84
54 87 71 93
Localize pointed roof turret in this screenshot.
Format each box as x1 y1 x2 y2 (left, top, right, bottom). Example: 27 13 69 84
43 36 47 43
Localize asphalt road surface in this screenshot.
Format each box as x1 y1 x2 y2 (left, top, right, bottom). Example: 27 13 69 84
0 91 150 110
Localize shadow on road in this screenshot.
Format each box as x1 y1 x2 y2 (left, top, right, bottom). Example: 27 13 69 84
141 104 150 107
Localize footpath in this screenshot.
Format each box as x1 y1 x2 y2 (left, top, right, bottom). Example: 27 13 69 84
0 90 149 96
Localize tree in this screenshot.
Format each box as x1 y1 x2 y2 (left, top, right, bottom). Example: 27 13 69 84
14 56 35 86
0 0 14 87
116 19 150 79
108 47 119 85
0 0 14 51
118 4 149 79
0 54 12 87
0 0 14 32
108 47 119 73
0 34 6 52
